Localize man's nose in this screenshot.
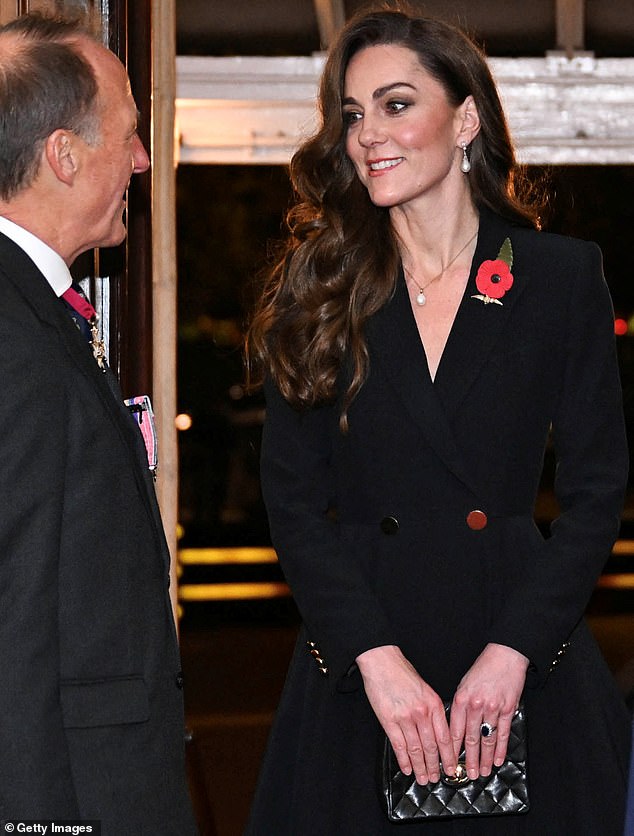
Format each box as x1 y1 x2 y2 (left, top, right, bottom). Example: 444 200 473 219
132 133 150 174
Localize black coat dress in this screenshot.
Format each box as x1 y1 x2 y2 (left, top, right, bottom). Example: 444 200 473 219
246 210 631 835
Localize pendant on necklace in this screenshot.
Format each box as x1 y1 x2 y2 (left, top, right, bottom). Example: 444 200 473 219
415 290 426 306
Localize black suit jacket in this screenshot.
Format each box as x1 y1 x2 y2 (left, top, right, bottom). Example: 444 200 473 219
0 233 196 835
248 209 630 833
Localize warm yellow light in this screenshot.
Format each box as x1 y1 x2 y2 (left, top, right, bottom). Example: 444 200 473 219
179 547 277 565
179 582 291 601
612 540 634 556
175 412 193 431
597 574 634 589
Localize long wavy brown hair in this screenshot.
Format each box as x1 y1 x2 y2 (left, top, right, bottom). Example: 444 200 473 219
246 5 540 429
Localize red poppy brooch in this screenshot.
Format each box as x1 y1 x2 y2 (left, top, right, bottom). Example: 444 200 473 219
472 238 514 306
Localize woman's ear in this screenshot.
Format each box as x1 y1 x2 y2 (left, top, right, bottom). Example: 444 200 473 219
44 129 79 186
457 95 481 146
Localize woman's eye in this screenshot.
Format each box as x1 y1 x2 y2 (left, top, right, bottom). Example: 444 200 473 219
343 110 362 126
386 100 409 114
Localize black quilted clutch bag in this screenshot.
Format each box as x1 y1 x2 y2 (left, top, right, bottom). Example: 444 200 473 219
382 703 529 820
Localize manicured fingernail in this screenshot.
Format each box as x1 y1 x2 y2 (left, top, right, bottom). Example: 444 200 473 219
468 768 478 779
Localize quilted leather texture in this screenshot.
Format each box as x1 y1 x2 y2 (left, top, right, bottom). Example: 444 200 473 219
382 703 529 820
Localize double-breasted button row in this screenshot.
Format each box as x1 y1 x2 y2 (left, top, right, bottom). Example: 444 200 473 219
306 640 328 675
549 640 571 673
380 516 399 535
380 511 489 533
466 510 488 530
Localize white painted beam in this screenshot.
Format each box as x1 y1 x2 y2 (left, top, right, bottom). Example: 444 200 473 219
176 54 634 165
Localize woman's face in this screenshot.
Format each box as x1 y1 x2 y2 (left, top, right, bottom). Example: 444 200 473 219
343 43 467 211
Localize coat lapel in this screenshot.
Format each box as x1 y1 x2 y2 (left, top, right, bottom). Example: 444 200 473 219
434 209 529 417
366 265 476 492
366 209 529 492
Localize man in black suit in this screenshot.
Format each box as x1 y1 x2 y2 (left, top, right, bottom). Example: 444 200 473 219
0 13 197 834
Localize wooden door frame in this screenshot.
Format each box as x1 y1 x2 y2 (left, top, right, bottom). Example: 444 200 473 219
114 0 180 619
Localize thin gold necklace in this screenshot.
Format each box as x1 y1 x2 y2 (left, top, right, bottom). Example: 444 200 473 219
404 230 478 307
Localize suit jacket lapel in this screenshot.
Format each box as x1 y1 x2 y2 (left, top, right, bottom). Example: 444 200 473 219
434 209 529 417
0 234 164 551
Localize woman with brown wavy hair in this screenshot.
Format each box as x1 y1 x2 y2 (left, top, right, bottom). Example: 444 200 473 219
245 6 629 834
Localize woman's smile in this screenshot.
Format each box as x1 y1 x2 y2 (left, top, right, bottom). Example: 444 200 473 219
368 156 404 174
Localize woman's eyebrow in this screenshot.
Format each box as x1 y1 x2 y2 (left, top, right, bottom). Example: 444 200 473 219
343 81 416 107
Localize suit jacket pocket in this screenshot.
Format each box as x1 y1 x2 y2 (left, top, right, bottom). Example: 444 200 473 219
60 676 149 728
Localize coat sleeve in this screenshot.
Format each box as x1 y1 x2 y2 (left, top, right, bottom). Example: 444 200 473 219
487 241 628 687
260 379 398 690
0 313 80 819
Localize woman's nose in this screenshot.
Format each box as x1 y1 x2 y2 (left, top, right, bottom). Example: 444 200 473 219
357 117 386 148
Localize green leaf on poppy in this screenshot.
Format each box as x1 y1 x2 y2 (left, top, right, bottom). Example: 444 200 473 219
497 237 513 268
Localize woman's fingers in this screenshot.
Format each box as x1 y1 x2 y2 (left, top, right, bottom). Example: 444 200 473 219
449 701 467 761
404 724 436 784
387 726 414 777
466 708 514 776
478 717 500 777
463 710 485 779
389 704 517 785
357 645 454 784
456 703 514 778
431 709 457 780
493 708 516 767
450 642 529 777
387 705 456 785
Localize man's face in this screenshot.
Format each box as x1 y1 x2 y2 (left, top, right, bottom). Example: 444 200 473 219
72 40 149 255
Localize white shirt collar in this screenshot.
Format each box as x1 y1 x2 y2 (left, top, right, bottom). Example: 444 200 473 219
0 216 72 297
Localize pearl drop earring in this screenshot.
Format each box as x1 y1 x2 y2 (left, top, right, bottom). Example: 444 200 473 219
460 141 471 173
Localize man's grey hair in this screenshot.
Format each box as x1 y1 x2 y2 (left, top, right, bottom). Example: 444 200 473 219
0 12 102 200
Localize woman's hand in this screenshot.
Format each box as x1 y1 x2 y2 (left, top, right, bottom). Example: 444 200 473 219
356 644 456 785
449 642 529 780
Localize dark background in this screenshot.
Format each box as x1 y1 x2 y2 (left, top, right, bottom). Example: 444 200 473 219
176 0 634 58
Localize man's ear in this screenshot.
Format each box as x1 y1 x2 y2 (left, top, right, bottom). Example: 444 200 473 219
44 129 79 185
457 95 481 146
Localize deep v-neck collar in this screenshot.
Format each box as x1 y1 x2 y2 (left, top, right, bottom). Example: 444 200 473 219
405 230 480 384
366 263 475 492
366 208 527 493
406 264 471 386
